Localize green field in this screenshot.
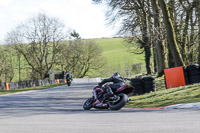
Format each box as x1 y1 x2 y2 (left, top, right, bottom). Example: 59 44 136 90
95 38 145 65
94 38 146 76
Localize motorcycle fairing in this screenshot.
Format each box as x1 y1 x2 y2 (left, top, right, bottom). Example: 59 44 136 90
115 84 134 95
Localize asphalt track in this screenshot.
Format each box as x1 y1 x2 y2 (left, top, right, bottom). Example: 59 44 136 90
0 83 199 133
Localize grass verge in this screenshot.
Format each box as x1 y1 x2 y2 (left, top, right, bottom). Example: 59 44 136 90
0 83 65 95
126 83 200 108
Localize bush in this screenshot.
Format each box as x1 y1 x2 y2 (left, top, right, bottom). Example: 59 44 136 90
132 62 143 74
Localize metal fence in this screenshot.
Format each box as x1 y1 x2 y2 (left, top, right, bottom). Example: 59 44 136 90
0 79 66 90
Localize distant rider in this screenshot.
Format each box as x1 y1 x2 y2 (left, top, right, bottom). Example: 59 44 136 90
66 72 72 82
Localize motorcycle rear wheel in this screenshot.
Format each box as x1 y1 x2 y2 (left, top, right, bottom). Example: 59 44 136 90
108 93 128 110
83 97 94 110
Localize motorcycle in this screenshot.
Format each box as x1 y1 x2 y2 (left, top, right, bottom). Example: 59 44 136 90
83 83 134 110
67 78 72 86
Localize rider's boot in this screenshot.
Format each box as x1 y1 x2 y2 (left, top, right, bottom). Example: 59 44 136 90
105 85 114 96
93 99 107 107
105 86 119 101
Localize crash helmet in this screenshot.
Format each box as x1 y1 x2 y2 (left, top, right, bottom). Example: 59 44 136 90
112 72 120 78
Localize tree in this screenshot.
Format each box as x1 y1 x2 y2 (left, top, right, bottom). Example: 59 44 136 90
0 46 14 82
60 39 105 78
6 13 68 80
158 0 185 67
196 0 200 64
93 0 153 75
151 0 168 76
70 30 81 40
93 0 200 76
136 0 152 75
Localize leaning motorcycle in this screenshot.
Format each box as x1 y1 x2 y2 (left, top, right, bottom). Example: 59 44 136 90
83 84 134 110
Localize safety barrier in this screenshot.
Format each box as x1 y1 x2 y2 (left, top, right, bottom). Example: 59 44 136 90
130 76 156 95
0 78 102 90
164 64 200 89
0 79 57 90
72 78 102 83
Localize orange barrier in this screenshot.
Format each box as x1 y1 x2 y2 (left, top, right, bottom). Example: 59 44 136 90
56 79 60 84
6 83 10 91
164 66 185 89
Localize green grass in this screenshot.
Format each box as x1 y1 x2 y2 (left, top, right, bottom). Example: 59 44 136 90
0 83 65 95
126 83 200 108
94 38 145 69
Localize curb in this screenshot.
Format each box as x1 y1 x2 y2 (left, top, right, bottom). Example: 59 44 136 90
124 103 200 110
123 106 168 110
0 90 37 97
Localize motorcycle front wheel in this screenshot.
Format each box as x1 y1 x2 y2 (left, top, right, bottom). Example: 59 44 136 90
108 93 128 110
83 97 94 110
67 81 71 86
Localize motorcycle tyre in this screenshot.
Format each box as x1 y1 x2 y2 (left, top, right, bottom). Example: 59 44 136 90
108 93 128 110
83 97 94 110
67 81 71 86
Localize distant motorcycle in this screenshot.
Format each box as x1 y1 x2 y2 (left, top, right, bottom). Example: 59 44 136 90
83 83 134 110
67 78 72 86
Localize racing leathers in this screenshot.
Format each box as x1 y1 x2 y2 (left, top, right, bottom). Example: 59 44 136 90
98 76 126 96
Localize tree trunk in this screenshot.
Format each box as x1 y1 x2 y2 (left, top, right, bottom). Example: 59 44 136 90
137 0 152 75
196 0 200 64
153 43 158 73
18 55 21 82
158 0 185 67
151 0 168 76
167 42 175 68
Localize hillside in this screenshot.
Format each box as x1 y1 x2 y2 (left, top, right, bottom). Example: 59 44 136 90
94 38 145 76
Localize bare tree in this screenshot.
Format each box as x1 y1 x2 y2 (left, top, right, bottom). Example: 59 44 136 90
6 13 68 80
60 39 105 78
93 0 153 75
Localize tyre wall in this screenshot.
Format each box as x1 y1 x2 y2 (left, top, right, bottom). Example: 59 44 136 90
130 76 156 95
164 64 200 89
185 64 200 85
142 76 156 93
130 77 144 95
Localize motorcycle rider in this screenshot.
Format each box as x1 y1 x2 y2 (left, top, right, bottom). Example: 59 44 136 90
66 72 72 82
94 72 126 107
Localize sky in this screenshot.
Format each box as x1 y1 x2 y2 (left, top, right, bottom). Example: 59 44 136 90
0 0 119 44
